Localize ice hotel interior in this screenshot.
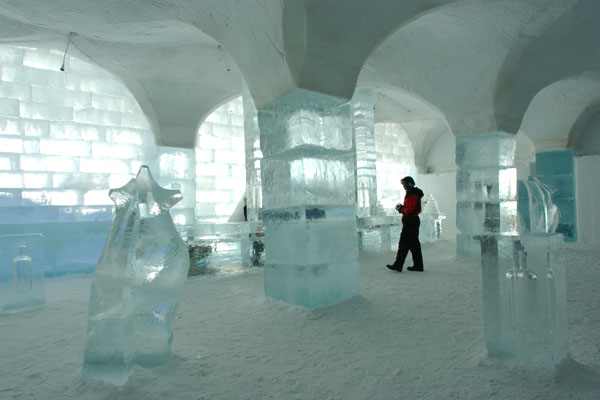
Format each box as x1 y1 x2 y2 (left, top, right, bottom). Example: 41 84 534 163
0 1 599 399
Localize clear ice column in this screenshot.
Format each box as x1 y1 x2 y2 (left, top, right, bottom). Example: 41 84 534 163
243 84 263 222
456 132 518 255
258 89 360 309
352 88 378 218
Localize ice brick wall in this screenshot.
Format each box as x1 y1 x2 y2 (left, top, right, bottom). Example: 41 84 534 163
195 96 246 222
0 45 189 275
0 45 158 213
374 122 417 213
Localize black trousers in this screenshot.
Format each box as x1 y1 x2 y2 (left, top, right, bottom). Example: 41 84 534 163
394 216 423 269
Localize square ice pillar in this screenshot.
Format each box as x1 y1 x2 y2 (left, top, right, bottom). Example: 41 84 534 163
456 132 517 255
352 88 378 217
477 233 568 367
258 89 359 309
0 233 45 313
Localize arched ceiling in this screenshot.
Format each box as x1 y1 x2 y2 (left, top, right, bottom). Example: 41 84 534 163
0 0 599 155
359 0 578 137
494 0 600 134
569 103 600 156
518 73 600 153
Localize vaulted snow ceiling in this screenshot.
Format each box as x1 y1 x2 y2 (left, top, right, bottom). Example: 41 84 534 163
0 0 598 156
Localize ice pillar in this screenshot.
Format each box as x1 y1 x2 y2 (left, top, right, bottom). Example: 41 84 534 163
258 89 359 309
243 84 263 222
456 132 518 255
352 88 378 217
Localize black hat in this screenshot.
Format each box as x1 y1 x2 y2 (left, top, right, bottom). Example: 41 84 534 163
401 176 415 186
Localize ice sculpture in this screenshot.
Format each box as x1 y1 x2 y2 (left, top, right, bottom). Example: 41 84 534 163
518 176 560 233
0 233 45 313
258 89 359 309
352 88 378 217
419 194 446 243
83 166 190 384
456 132 518 254
478 233 567 366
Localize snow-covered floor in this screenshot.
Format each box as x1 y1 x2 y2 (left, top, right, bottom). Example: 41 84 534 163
1 240 599 399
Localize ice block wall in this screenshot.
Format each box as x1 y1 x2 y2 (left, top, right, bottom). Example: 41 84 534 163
0 233 45 313
157 146 196 225
533 150 576 241
478 233 568 367
0 45 159 275
352 88 377 217
242 86 262 222
374 122 417 214
258 89 359 309
456 132 518 255
196 96 246 223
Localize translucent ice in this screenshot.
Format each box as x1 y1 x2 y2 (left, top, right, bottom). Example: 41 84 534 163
478 233 567 367
352 88 378 217
258 89 359 309
83 166 189 384
456 133 518 255
517 176 560 233
0 233 45 313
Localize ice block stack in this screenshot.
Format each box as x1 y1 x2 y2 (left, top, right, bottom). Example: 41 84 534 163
352 88 378 218
0 233 45 313
478 233 567 366
258 89 359 309
456 132 518 254
242 85 263 222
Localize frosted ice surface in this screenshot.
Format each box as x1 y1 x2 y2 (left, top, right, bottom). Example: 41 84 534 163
0 233 45 313
456 132 516 168
83 166 189 384
261 154 355 209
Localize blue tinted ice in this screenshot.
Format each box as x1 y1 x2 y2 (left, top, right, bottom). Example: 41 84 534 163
83 166 189 384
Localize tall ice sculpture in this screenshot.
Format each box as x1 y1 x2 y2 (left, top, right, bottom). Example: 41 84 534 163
258 89 360 309
478 162 567 367
83 166 190 384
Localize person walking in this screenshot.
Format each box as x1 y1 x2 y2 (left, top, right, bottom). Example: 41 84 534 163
387 176 424 272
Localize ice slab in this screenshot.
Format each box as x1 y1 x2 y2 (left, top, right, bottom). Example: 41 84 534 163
83 166 189 384
0 233 45 313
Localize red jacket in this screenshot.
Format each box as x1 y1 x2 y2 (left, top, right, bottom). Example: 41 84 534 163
398 187 424 217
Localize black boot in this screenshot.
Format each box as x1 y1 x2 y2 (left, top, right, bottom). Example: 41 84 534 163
386 264 402 272
407 266 424 272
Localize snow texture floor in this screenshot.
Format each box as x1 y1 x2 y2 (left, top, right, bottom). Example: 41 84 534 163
1 240 599 399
